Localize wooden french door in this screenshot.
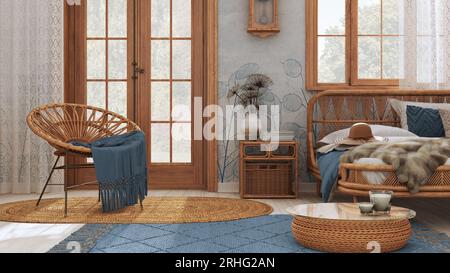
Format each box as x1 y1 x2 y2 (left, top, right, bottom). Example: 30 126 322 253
137 0 204 188
66 0 205 189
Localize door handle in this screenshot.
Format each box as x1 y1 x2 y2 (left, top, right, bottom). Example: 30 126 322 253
132 62 145 79
135 67 145 74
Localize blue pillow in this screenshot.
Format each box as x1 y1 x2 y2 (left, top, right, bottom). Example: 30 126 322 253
406 105 445 137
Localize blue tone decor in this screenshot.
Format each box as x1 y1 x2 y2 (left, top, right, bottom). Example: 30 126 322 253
72 131 148 212
317 151 345 202
406 105 445 137
49 215 450 253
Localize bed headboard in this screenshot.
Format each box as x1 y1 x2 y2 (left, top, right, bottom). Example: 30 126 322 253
306 89 450 178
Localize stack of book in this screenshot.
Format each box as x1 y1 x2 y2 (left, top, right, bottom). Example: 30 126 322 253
260 131 295 141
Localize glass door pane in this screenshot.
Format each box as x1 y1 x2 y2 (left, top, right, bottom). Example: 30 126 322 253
86 0 128 117
150 0 192 164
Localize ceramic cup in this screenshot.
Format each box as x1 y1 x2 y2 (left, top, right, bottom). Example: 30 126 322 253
359 202 374 214
370 191 393 212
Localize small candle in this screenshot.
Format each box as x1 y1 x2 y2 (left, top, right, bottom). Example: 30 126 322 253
371 193 392 211
359 202 374 214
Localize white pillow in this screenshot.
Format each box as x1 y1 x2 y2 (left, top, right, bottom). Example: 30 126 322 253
318 125 417 144
388 98 450 129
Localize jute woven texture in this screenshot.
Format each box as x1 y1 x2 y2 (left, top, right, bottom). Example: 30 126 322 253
27 103 140 156
0 197 273 224
291 216 412 253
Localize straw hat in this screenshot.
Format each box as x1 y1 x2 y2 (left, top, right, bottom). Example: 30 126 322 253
334 123 387 146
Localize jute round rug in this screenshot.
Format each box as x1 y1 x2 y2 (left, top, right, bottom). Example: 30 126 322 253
0 197 273 224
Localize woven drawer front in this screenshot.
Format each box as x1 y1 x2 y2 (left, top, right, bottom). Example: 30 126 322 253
245 162 292 195
243 145 269 158
271 145 295 158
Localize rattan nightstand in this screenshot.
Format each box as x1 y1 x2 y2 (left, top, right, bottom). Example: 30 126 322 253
239 141 298 199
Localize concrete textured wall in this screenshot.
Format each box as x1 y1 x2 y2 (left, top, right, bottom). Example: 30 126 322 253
217 0 313 183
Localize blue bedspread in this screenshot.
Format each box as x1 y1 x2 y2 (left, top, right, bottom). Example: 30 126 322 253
73 131 148 212
317 151 345 202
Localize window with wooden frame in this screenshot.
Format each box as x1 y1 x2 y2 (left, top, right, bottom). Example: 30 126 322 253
306 0 402 90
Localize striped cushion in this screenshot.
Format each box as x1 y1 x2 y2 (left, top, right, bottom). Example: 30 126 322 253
406 105 445 137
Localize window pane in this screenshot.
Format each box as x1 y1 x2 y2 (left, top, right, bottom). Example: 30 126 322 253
358 36 381 79
172 40 191 79
318 0 346 35
151 82 170 121
382 0 401 35
172 82 191 122
151 40 170 79
318 37 346 83
87 0 106 38
108 0 127 38
151 0 170 37
108 82 127 117
172 123 191 163
108 40 127 79
151 124 170 163
87 82 106 109
173 0 191 37
87 40 106 79
382 37 401 79
358 0 381 35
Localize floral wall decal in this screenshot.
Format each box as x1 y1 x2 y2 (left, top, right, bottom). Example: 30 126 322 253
218 0 310 184
218 59 313 183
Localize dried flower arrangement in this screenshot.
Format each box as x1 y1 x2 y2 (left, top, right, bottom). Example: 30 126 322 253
218 73 273 183
227 74 274 108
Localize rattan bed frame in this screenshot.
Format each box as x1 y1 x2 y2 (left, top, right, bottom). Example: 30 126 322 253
307 90 450 199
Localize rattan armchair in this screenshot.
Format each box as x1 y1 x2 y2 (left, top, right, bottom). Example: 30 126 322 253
27 103 141 216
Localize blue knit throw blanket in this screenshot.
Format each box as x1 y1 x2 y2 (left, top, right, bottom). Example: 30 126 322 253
72 131 148 212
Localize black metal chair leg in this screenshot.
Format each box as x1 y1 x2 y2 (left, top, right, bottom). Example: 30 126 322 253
98 189 101 203
139 198 144 211
64 190 68 217
36 156 61 207
64 152 68 217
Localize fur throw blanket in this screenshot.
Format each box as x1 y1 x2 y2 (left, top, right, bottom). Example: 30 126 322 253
340 139 450 193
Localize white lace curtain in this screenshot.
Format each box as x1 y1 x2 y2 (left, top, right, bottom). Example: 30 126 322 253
400 0 450 89
0 0 64 194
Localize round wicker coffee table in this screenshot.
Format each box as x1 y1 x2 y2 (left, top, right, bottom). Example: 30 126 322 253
287 203 416 253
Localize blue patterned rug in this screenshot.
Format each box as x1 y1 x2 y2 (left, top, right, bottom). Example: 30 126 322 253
49 215 450 253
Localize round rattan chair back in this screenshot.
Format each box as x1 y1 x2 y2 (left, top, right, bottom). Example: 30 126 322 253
27 104 140 156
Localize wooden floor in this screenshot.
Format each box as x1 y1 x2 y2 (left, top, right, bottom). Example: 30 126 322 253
0 190 450 253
